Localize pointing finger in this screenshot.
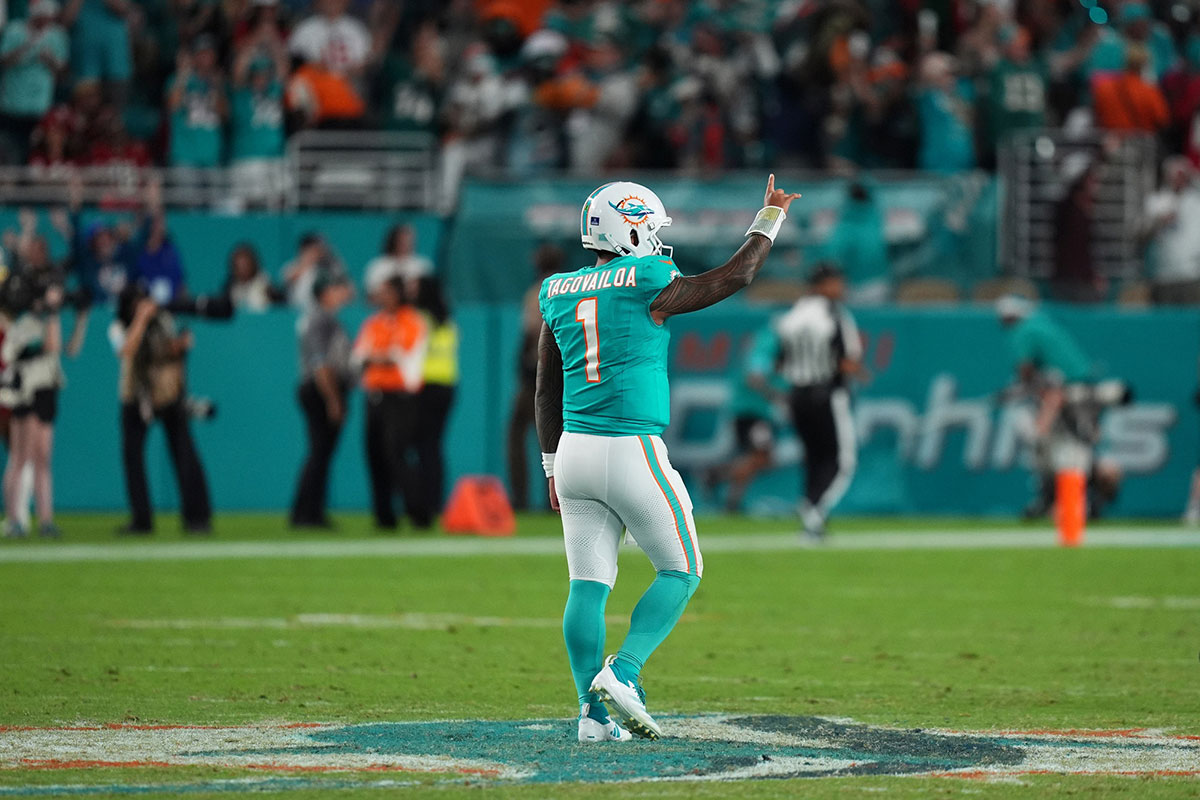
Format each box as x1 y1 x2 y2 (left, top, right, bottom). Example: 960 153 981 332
767 173 775 193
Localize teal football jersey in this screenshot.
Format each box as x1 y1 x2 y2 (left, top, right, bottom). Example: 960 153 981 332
539 254 680 436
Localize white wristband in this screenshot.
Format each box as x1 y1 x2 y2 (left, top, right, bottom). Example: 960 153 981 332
542 452 556 478
745 205 786 243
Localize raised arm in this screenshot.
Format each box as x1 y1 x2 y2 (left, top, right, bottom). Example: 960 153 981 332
650 174 800 323
534 321 564 511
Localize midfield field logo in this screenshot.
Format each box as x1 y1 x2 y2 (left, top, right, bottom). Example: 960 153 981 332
2 715 1197 792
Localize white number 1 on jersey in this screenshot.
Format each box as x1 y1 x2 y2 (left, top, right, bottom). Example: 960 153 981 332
575 297 601 383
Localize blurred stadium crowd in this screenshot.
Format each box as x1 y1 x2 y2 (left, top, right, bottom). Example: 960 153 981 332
0 0 1198 173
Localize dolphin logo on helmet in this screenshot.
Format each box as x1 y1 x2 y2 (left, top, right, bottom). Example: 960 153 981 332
580 182 672 259
609 197 654 225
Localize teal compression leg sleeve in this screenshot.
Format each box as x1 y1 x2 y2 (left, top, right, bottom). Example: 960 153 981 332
563 578 611 710
612 570 701 682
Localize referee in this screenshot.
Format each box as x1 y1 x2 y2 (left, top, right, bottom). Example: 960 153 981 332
775 263 863 540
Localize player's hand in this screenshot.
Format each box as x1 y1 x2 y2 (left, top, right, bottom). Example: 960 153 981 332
548 477 560 514
764 173 802 214
326 397 345 424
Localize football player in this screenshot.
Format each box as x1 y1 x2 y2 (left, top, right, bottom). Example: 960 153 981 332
536 175 800 741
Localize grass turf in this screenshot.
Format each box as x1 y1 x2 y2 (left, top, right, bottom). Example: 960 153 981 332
0 512 1197 798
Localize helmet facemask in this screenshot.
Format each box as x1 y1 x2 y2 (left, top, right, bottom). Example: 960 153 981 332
598 217 672 259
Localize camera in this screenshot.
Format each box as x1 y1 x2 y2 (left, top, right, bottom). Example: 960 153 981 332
186 395 217 420
1064 379 1133 408
117 282 234 326
1060 379 1133 445
0 270 91 317
165 293 235 320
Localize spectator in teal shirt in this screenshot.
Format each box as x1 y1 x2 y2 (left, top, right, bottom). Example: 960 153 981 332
166 35 227 169
230 60 284 155
916 52 976 173
1086 2 1178 82
0 0 68 162
62 0 136 104
230 31 287 162
228 16 290 206
229 51 286 205
820 180 891 305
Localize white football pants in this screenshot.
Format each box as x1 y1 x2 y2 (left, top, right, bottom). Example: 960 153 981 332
555 431 702 588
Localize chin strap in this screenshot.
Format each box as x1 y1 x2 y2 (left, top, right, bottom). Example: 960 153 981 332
745 206 786 243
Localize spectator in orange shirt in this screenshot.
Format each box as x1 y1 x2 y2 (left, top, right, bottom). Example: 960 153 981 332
1093 45 1169 134
286 61 366 128
351 277 429 529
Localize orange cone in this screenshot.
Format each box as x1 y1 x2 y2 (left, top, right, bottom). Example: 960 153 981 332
441 476 516 537
1055 469 1086 547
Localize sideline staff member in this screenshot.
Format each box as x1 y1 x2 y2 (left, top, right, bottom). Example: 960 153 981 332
776 264 863 540
414 277 456 516
290 271 354 529
351 277 427 529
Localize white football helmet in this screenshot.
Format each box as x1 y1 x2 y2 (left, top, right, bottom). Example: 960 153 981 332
580 181 672 258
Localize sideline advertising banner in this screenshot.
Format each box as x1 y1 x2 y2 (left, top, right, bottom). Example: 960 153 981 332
449 174 997 303
663 305 1197 517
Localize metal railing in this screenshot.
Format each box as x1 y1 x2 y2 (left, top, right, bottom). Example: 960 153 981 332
0 130 439 211
998 129 1157 281
286 130 438 210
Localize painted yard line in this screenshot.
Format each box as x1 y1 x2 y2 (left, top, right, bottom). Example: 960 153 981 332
105 611 702 633
0 778 428 796
105 611 636 631
0 777 429 796
0 529 1197 564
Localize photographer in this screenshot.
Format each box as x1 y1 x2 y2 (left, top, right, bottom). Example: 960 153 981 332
997 296 1127 519
0 218 90 538
110 284 212 534
0 246 86 539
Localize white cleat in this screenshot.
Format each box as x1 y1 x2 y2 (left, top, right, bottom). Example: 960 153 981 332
588 655 662 740
577 704 633 743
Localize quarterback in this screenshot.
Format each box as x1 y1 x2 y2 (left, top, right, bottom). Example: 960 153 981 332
535 175 800 741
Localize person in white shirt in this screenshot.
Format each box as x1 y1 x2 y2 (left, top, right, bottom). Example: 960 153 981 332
363 224 433 304
282 232 347 313
288 0 371 79
1143 157 1200 303
223 243 284 312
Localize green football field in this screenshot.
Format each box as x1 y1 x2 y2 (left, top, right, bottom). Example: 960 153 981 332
1 512 1198 798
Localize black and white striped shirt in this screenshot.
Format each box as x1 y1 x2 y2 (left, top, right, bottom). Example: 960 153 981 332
774 296 861 388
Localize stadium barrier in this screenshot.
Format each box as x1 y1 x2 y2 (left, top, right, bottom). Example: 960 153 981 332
40 301 1200 518
448 173 999 303
1 179 1194 518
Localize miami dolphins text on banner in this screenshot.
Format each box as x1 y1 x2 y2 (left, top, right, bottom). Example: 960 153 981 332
662 306 1195 517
